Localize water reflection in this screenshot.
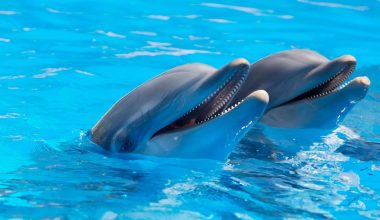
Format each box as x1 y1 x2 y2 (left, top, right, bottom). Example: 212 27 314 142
0 122 379 219
297 0 368 11
227 125 380 218
337 139 380 161
200 2 294 19
116 41 219 58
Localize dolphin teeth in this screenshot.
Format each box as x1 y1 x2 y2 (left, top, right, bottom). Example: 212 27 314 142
286 63 355 103
179 66 249 126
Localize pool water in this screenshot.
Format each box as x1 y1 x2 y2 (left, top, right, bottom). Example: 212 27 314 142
1 0 380 219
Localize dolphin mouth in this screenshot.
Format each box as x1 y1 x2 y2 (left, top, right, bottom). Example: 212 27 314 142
154 64 249 136
281 61 356 106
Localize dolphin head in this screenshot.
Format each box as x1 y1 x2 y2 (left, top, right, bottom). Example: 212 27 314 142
230 49 370 128
91 59 269 159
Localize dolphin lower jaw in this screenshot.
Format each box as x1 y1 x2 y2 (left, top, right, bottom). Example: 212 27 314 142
143 90 269 159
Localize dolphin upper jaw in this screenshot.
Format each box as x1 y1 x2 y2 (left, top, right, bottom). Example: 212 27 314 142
275 54 357 109
261 76 370 128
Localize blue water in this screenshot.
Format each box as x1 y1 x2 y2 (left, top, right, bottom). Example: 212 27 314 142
1 0 380 219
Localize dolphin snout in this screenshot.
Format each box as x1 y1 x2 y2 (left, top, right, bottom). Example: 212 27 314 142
348 76 371 89
230 58 249 66
248 90 270 104
358 76 370 87
333 54 356 67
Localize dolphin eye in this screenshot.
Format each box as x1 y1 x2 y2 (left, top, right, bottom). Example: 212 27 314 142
112 129 137 152
119 139 136 152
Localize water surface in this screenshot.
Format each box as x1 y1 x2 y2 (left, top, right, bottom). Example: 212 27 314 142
1 0 380 219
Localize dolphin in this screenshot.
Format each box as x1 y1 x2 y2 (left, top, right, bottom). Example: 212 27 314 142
91 59 269 160
229 49 370 128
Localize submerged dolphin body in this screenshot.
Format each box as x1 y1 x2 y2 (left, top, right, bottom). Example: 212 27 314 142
230 49 370 128
91 59 269 160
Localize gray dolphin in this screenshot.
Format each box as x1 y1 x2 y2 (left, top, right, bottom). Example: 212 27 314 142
91 59 269 160
229 49 370 128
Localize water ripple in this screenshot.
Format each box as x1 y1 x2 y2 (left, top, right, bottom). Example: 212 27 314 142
298 0 369 11
206 18 234 23
131 31 157 36
0 10 18 15
96 30 126 39
201 2 294 19
116 41 219 58
32 68 68 79
0 75 25 80
75 70 94 77
147 15 170 21
0 38 11 43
